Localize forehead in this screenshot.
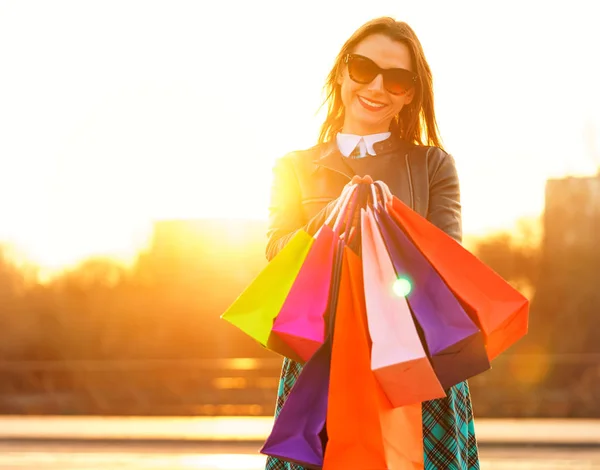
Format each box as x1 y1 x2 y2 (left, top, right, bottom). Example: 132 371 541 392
352 33 413 71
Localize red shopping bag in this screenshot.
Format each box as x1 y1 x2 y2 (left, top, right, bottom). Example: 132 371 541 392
374 201 490 390
389 197 529 360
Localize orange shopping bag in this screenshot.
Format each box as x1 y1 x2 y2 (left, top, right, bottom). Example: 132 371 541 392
361 207 445 406
389 197 529 360
324 245 424 470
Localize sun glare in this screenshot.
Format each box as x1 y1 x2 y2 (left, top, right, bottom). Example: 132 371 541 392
3 220 154 279
1 2 599 274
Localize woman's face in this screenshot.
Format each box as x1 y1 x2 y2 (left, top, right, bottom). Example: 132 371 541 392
338 33 415 135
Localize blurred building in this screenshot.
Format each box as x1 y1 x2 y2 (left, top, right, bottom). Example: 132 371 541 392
534 173 600 354
543 175 600 252
519 173 600 416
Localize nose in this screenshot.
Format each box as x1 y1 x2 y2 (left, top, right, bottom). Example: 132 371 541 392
367 73 385 93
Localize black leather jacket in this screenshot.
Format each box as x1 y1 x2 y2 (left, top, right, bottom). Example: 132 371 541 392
265 135 462 261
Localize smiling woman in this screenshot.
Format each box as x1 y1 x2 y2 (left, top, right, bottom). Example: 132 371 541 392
264 17 479 470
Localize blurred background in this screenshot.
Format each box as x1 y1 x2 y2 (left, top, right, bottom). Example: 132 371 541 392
1 0 600 468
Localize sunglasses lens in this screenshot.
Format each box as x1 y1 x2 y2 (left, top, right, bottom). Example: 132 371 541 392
348 56 378 84
384 70 416 95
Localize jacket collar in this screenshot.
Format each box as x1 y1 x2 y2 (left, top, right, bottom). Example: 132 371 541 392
311 133 413 178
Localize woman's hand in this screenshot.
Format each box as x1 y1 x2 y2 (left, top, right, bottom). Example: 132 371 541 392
346 174 372 187
348 175 393 207
337 175 394 242
334 176 366 240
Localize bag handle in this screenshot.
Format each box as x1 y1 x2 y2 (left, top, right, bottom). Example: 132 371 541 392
325 236 344 336
325 186 366 336
325 183 356 228
370 181 390 213
331 185 360 237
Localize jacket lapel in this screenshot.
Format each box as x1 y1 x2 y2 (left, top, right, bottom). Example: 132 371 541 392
311 140 354 180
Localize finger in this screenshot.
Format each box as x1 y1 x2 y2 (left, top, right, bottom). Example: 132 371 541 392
350 175 362 185
362 175 374 184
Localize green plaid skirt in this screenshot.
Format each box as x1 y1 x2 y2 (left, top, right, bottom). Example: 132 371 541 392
265 358 480 470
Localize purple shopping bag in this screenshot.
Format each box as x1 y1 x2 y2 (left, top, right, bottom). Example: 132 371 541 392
372 193 490 389
260 340 332 468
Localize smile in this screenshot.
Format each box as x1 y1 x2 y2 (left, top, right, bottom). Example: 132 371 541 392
358 95 388 111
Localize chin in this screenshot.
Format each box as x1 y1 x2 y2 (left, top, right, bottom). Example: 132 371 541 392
355 113 387 130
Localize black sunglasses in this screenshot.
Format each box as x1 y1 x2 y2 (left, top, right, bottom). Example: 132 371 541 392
344 53 418 95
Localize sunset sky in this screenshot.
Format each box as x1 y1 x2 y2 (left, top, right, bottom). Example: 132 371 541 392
1 0 599 271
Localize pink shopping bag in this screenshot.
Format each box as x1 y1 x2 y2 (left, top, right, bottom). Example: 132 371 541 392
361 206 445 407
270 185 360 363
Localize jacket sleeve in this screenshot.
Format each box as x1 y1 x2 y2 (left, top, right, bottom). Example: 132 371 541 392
265 155 339 261
427 151 463 243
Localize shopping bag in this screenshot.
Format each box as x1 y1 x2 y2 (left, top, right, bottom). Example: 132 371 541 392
270 185 359 362
260 341 331 468
389 197 529 360
261 188 364 468
260 340 331 468
361 206 446 407
380 402 424 470
374 203 490 389
260 238 345 469
270 224 336 362
324 245 424 470
221 230 313 357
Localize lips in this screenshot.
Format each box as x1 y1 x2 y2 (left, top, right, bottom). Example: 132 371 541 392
357 95 388 112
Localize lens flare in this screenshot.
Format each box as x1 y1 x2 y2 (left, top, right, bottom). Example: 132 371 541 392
393 277 412 297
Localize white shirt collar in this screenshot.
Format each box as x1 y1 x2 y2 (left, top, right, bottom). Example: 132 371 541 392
336 132 391 158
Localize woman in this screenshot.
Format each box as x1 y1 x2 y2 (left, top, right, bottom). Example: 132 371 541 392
265 17 479 470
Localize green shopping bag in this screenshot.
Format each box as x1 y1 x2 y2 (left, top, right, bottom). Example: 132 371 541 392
221 230 314 353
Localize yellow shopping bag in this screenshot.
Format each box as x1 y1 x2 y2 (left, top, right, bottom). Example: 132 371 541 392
220 230 314 355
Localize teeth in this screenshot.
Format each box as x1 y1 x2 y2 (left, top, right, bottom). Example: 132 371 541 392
361 97 385 108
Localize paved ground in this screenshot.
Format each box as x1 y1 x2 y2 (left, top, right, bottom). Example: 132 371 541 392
0 417 599 469
0 441 599 469
1 416 599 445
